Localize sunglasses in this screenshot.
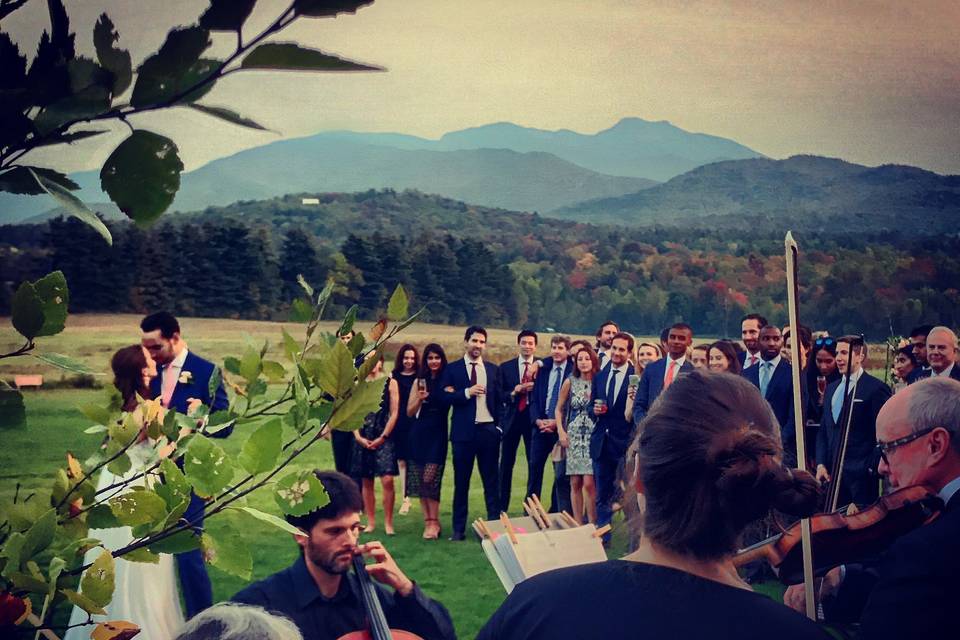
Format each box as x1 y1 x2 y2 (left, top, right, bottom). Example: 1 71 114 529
814 337 836 347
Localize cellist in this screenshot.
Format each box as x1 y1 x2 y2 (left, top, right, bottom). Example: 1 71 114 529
785 377 960 639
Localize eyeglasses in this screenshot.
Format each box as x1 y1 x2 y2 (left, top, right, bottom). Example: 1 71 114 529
814 337 835 347
875 427 937 465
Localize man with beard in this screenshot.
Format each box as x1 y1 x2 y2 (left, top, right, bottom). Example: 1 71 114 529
739 313 768 370
744 325 797 457
594 320 619 370
233 471 454 640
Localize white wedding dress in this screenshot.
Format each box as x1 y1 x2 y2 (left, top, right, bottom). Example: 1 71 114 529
64 441 184 640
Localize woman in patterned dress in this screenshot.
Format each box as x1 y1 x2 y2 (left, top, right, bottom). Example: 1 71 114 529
555 345 600 524
351 354 400 535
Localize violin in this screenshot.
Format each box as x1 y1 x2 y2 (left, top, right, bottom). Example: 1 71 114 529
734 484 943 584
336 552 424 640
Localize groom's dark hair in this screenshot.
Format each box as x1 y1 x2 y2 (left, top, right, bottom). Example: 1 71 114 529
285 470 362 533
141 311 180 339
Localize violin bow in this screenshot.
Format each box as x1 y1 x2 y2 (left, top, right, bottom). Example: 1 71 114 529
785 231 817 620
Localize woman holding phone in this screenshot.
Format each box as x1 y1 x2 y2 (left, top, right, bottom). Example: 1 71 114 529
406 343 450 539
556 345 601 524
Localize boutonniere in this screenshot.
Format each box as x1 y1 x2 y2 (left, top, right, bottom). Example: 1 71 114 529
178 371 193 385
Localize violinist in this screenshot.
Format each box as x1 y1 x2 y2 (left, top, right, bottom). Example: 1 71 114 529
478 372 828 640
232 471 455 640
785 377 960 639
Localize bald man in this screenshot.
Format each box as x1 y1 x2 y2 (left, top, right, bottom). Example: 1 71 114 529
920 326 960 381
786 378 960 638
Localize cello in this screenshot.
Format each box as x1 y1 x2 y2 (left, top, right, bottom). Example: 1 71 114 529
337 552 424 640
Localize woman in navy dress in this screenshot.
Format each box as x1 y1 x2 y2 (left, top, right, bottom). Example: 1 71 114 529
406 343 450 539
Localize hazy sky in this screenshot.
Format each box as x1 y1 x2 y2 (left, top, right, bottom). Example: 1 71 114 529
6 0 959 174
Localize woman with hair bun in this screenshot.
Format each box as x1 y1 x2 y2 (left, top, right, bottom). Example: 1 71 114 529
478 371 828 640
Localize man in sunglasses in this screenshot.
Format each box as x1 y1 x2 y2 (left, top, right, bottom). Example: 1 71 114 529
785 377 960 638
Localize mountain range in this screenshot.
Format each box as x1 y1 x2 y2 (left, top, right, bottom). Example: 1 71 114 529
0 117 759 224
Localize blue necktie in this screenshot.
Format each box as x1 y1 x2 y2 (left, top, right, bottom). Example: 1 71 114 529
832 378 849 423
546 366 563 416
759 361 772 397
607 369 619 407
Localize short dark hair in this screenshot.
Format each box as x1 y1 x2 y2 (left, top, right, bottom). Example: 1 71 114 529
670 322 694 336
285 471 362 532
551 335 572 349
759 324 781 336
612 331 635 352
659 327 670 344
909 324 935 339
464 325 487 341
392 344 419 378
517 329 538 344
693 344 709 354
141 311 180 339
838 334 866 357
595 321 619 338
570 339 592 353
635 371 819 560
741 313 768 328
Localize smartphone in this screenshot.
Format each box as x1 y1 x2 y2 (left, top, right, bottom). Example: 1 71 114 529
628 374 640 388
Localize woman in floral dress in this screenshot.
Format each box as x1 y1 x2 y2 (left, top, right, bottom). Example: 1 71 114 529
555 345 600 524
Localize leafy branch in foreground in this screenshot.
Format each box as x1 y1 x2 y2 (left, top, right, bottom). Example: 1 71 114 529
0 0 382 242
0 281 420 638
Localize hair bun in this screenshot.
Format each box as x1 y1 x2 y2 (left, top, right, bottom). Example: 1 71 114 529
770 468 821 517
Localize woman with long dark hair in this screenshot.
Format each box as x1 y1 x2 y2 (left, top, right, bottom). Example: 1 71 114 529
708 340 742 375
478 371 824 640
391 344 419 515
555 345 600 524
406 343 450 539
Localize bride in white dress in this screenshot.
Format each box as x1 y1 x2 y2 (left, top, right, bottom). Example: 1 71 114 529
65 346 185 640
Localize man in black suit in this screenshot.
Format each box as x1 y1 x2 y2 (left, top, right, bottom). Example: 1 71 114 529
905 324 934 383
527 335 573 511
744 325 797 458
815 335 892 507
590 332 636 542
498 329 538 512
738 313 767 371
594 320 619 371
441 326 502 540
921 325 960 381
631 323 694 427
785 377 960 639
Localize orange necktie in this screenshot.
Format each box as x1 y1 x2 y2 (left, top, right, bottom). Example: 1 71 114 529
664 360 677 388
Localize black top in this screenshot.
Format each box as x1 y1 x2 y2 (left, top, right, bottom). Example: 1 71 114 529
392 372 417 458
477 560 829 640
232 555 456 640
409 374 451 464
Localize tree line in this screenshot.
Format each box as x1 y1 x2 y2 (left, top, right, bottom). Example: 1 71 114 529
2 190 959 339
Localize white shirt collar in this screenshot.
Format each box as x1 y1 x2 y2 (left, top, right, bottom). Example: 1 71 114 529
609 361 628 374
169 348 189 370
934 363 956 378
840 367 864 386
464 354 483 366
665 354 685 367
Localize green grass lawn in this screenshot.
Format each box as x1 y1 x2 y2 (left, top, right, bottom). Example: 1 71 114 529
2 389 635 639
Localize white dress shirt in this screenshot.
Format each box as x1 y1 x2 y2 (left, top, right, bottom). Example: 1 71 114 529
463 355 494 423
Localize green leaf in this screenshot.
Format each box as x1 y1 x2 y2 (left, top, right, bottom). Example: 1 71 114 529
233 506 305 536
204 410 234 436
50 469 70 507
208 365 222 399
238 419 282 475
294 0 374 18
241 43 382 72
154 458 191 512
20 509 57 562
394 305 426 335
31 270 69 337
78 402 112 426
0 166 79 195
11 281 44 340
86 504 121 529
239 347 262 383
100 130 184 226
130 26 213 106
297 274 314 298
346 332 366 357
1 533 26 578
274 470 327 516
61 588 107 615
200 0 257 31
330 377 384 431
187 103 268 131
10 571 49 593
123 547 160 564
27 167 112 245
0 388 26 429
386 284 409 321
290 298 312 322
32 351 96 374
184 434 235 498
338 304 358 338
160 406 179 441
316 339 357 397
108 489 167 527
47 556 66 598
93 13 133 95
147 529 201 554
201 513 251 579
223 356 242 375
79 548 115 608
282 328 301 362
261 360 285 382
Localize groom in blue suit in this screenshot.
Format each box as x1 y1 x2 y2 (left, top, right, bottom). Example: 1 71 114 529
142 312 229 618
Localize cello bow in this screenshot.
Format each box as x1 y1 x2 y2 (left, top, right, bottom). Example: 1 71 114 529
784 231 817 620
